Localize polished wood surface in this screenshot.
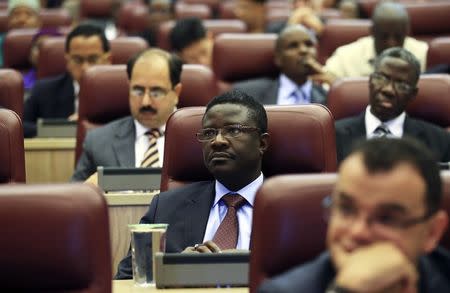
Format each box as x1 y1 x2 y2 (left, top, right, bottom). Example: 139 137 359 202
106 192 156 275
113 280 249 292
24 138 76 183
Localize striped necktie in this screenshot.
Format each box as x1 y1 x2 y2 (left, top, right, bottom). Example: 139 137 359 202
140 129 161 167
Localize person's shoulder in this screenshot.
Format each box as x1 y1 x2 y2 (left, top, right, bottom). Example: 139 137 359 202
234 77 276 89
84 116 134 143
335 115 361 128
335 36 372 53
32 73 70 89
404 36 429 50
420 247 450 290
159 181 214 198
258 252 334 293
407 117 449 136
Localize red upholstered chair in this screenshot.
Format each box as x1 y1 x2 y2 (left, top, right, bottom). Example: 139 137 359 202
157 19 247 50
212 33 278 93
217 1 235 19
179 0 221 15
0 8 71 33
75 64 217 164
427 37 450 70
0 183 111 292
160 104 337 191
0 69 24 119
407 2 450 43
3 28 38 71
327 74 450 129
0 109 25 183
249 172 450 293
318 19 371 63
37 36 148 79
116 1 149 34
175 2 212 19
80 0 114 18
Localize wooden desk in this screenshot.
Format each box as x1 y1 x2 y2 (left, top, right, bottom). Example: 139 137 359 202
113 280 248 292
106 192 157 275
24 138 76 183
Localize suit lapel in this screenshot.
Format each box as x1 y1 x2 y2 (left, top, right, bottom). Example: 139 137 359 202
260 79 279 104
112 117 136 167
342 113 366 158
310 84 327 105
183 182 216 246
403 116 424 139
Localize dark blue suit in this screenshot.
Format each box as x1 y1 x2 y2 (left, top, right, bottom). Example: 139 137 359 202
23 73 75 137
115 181 216 279
259 248 450 293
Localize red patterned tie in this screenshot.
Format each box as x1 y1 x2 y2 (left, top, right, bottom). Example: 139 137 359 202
212 193 247 250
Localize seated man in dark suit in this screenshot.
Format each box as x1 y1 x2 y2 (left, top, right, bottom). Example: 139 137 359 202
115 89 270 279
71 48 182 182
23 23 112 137
233 24 329 105
335 47 450 164
259 137 450 292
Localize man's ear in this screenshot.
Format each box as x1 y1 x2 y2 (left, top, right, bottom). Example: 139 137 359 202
423 210 448 253
173 83 182 104
259 132 270 156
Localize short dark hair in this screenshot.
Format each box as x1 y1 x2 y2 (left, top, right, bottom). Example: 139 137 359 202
204 89 268 133
351 137 442 215
170 17 207 52
275 24 317 53
374 47 421 85
65 22 110 53
126 48 183 87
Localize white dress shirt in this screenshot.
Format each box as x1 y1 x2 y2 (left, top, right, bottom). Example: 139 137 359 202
202 173 264 250
365 106 405 139
134 120 165 167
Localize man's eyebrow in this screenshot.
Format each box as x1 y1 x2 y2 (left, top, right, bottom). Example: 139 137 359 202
375 203 408 215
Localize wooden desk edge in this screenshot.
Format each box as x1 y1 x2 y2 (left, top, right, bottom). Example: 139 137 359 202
24 138 76 150
105 192 157 206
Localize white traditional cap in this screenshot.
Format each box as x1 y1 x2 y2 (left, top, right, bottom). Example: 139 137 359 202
8 0 41 13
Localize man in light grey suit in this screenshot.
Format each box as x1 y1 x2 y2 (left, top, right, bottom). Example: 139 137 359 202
233 24 330 105
71 48 183 181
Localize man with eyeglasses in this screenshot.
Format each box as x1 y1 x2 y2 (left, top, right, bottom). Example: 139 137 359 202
259 137 450 293
115 89 270 279
335 47 450 164
71 48 182 182
23 23 112 138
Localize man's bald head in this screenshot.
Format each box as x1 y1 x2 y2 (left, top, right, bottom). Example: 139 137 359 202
371 2 410 55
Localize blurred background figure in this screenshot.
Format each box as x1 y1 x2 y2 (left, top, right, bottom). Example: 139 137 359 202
233 0 267 33
23 28 63 98
170 17 213 67
0 0 42 67
140 0 175 46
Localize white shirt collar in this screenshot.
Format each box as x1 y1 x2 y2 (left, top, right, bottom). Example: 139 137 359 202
73 80 80 97
213 172 264 208
133 119 166 140
365 106 406 138
278 74 312 104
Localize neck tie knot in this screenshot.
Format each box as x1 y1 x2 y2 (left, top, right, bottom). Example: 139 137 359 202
146 129 161 139
373 124 391 138
221 193 246 209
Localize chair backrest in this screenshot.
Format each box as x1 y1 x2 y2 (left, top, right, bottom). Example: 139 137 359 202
0 8 72 33
174 2 212 19
0 183 111 292
318 19 371 63
249 171 450 293
116 1 149 34
212 33 278 93
160 104 337 191
80 0 114 18
0 69 24 119
327 74 450 128
407 2 450 43
157 19 247 50
75 64 217 164
0 109 25 183
427 37 450 69
37 36 148 79
3 28 38 70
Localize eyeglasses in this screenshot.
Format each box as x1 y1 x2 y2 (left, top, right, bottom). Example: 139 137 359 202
370 72 414 94
130 87 171 100
196 124 260 142
323 196 432 230
69 54 104 65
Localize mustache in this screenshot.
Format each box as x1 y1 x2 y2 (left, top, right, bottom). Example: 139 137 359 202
139 106 157 114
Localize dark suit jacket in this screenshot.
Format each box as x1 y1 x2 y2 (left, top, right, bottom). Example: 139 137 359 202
233 77 327 105
71 116 136 181
258 247 450 293
115 181 216 279
23 72 75 137
335 113 450 164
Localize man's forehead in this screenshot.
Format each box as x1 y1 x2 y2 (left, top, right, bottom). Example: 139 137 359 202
203 104 251 122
